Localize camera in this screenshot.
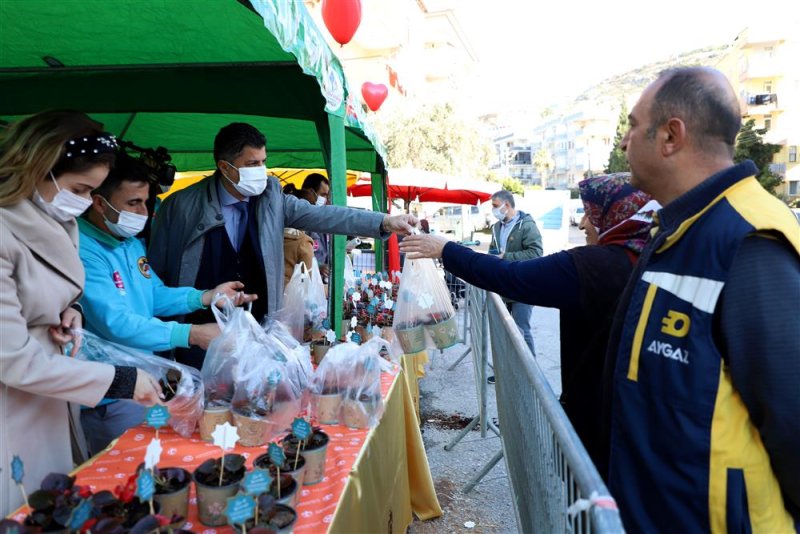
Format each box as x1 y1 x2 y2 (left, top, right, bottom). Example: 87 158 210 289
117 140 176 189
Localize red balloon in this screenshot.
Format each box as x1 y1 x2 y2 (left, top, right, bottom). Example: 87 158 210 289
361 82 388 112
322 0 362 46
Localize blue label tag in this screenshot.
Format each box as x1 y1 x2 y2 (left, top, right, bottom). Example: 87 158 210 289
135 469 155 502
367 289 374 299
145 405 170 430
268 442 286 467
10 455 24 485
226 494 256 525
365 273 372 280
68 499 93 531
375 273 383 282
355 269 362 278
351 332 362 344
291 417 312 440
267 370 282 386
367 304 376 314
322 318 331 330
347 287 355 296
242 469 271 496
356 278 362 286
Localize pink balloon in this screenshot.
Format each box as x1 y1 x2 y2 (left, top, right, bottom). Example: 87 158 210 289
322 0 362 46
361 82 388 112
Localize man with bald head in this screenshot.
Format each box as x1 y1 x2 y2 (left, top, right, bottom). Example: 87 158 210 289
604 67 800 531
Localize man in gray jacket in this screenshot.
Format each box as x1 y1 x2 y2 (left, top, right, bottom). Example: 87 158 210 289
149 122 415 368
488 190 543 363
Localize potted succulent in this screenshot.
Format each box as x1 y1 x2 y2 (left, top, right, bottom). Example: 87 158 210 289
423 310 458 349
310 375 342 425
310 338 332 366
136 465 191 525
232 495 296 534
199 398 233 442
192 454 246 526
254 452 307 488
393 320 426 353
156 367 204 437
341 391 382 429
282 428 330 486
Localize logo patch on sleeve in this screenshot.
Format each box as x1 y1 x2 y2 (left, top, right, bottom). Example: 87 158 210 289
137 256 152 279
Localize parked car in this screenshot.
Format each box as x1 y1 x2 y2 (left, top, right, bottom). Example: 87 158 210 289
569 199 585 226
431 205 490 235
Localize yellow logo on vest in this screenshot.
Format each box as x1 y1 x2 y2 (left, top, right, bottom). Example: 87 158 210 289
661 310 690 337
137 256 152 279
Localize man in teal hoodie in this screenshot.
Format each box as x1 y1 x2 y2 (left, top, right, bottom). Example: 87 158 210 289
77 152 254 454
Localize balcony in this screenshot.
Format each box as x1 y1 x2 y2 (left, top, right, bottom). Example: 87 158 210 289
746 93 781 115
740 56 784 81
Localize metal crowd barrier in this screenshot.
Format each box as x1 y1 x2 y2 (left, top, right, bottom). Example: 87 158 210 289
442 284 504 492
485 291 624 534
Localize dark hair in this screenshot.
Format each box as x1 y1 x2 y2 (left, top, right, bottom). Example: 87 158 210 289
93 151 150 198
302 172 329 192
283 183 300 197
213 123 266 163
491 189 515 208
647 67 741 152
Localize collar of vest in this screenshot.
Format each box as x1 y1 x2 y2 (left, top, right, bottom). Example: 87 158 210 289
658 160 758 230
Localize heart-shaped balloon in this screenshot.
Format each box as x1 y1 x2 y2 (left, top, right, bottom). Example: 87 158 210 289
322 0 362 46
361 82 388 112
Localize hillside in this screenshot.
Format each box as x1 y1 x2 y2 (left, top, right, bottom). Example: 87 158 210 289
573 45 730 104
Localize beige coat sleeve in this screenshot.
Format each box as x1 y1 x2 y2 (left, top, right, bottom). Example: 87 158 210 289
0 232 115 407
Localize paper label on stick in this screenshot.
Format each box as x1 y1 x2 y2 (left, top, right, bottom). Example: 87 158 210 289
135 469 155 502
384 299 394 310
325 329 337 344
10 456 24 485
243 469 271 496
144 438 162 470
211 422 239 451
350 316 357 328
68 499 93 530
292 418 312 440
226 494 256 525
268 442 286 466
145 405 170 430
352 292 361 303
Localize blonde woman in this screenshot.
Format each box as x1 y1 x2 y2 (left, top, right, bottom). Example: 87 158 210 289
0 110 162 516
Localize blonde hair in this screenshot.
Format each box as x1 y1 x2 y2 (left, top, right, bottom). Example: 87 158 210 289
0 110 113 207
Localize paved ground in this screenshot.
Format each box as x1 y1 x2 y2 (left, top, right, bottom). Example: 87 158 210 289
408 223 585 532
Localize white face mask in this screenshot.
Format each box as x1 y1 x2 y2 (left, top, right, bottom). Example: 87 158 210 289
32 172 93 223
315 192 327 206
492 205 508 221
223 162 267 197
101 197 148 239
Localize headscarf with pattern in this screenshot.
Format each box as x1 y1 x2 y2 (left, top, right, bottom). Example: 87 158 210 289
578 173 657 256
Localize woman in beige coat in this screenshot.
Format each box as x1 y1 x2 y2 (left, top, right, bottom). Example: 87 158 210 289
0 111 162 516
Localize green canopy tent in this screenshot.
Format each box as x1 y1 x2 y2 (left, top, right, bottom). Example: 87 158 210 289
0 0 389 333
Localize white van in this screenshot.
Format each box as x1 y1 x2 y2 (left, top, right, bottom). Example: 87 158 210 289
430 205 490 235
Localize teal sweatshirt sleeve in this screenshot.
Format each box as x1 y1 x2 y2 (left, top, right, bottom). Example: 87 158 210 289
149 267 206 317
79 240 192 351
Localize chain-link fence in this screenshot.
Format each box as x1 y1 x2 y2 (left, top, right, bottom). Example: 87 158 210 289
485 290 624 533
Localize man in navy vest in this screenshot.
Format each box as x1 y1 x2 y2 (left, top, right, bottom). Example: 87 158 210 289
604 67 799 531
149 123 416 369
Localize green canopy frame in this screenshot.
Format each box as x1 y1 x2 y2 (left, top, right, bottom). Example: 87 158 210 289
0 0 388 335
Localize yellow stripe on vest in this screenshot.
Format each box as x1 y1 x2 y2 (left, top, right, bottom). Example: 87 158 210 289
627 283 658 382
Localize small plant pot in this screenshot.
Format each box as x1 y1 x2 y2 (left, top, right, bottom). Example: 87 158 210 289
425 314 459 349
355 325 373 343
271 475 299 508
394 324 426 354
199 403 232 442
311 343 330 366
254 453 307 488
341 395 381 429
312 392 342 425
232 410 270 447
153 468 191 523
232 504 297 534
193 473 241 527
380 327 396 343
282 430 330 486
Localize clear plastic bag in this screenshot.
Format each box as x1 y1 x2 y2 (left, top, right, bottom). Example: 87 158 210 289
202 296 266 405
230 328 303 446
343 253 356 292
393 258 458 353
279 260 328 343
72 329 203 437
308 337 397 428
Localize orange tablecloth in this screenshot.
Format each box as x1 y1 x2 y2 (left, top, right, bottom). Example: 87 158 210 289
10 367 440 532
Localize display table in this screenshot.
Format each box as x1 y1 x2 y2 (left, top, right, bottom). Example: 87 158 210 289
10 365 440 533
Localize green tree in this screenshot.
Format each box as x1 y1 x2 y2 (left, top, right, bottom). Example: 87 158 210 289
532 148 554 188
501 177 524 195
734 119 782 195
373 102 493 179
605 101 630 173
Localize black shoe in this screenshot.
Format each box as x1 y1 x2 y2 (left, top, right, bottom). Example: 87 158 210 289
487 375 496 384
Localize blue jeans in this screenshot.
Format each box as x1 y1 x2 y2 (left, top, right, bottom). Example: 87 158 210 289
509 302 536 356
80 401 145 456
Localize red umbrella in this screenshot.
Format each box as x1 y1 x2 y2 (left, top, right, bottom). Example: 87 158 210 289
348 169 493 210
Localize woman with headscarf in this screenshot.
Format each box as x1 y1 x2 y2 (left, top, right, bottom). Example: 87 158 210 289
399 173 658 472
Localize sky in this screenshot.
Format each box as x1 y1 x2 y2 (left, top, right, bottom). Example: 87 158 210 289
455 0 799 114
